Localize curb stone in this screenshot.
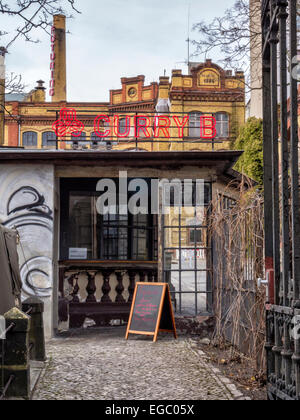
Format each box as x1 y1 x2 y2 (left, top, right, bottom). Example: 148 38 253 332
187 339 251 401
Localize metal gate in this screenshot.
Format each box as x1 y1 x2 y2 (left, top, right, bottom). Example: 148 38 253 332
262 0 300 400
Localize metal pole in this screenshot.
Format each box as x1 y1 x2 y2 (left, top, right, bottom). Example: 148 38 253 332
270 20 281 306
269 4 283 384
262 48 274 278
289 0 300 308
56 111 59 150
0 47 6 146
278 0 293 392
289 0 300 399
278 1 290 309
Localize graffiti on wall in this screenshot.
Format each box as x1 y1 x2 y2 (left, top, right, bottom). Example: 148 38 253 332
0 166 54 298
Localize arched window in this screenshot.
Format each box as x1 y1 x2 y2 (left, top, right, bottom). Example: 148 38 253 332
118 118 128 135
189 112 203 138
135 116 152 139
117 117 135 139
215 113 229 138
22 131 38 147
42 131 57 148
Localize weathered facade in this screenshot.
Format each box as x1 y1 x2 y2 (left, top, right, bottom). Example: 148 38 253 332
0 150 245 338
2 15 245 152
3 61 245 152
0 14 250 339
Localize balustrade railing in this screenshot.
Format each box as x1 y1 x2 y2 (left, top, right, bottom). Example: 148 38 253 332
59 262 158 328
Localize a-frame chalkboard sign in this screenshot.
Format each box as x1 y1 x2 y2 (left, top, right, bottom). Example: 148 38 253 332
125 282 177 342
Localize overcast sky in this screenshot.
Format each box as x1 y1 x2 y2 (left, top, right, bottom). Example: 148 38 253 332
3 0 235 102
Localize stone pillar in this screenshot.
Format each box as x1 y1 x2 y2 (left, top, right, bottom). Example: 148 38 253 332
22 297 46 362
3 308 30 399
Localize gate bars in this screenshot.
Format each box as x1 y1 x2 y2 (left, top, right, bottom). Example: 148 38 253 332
262 0 300 400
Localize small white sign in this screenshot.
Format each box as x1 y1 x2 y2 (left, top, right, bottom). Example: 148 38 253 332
0 316 6 340
69 248 88 260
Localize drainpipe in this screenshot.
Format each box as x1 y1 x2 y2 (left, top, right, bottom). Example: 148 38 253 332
18 117 21 147
0 47 6 146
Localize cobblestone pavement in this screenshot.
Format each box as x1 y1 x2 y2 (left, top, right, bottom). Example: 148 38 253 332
33 328 248 401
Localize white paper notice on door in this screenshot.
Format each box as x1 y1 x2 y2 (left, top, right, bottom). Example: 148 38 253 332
69 248 88 260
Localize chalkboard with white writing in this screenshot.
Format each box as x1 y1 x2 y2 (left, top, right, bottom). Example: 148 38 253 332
125 282 177 342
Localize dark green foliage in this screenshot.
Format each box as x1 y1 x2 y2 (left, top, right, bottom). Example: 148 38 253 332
234 117 263 188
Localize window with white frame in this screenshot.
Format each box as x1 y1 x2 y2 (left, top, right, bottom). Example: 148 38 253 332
189 112 203 138
215 113 229 138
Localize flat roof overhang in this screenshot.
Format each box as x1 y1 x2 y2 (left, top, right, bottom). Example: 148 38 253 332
0 150 243 176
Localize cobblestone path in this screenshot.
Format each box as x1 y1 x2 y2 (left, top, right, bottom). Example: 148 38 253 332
33 328 247 401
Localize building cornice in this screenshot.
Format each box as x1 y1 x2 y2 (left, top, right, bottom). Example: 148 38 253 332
170 91 244 102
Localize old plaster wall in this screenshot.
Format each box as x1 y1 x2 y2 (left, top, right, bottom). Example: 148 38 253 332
0 164 55 338
55 165 217 180
0 162 238 335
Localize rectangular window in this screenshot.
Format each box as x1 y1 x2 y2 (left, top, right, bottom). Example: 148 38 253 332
163 181 212 316
219 194 237 210
60 178 157 261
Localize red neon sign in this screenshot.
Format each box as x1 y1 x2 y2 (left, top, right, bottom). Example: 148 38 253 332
173 115 190 138
200 116 217 139
154 116 171 138
114 115 131 138
53 108 85 137
49 26 55 97
135 116 152 138
94 115 111 137
52 108 217 140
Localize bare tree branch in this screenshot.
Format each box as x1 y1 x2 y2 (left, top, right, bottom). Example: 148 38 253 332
0 0 79 98
0 0 80 48
192 0 300 92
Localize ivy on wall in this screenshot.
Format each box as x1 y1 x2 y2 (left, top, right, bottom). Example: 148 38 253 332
234 117 263 188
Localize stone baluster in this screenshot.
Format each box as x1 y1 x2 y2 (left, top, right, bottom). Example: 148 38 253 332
148 270 154 283
115 271 125 303
139 271 147 283
128 271 136 303
70 274 80 303
86 271 97 303
101 270 112 303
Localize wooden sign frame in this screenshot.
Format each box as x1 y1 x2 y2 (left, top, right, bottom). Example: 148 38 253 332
125 282 177 342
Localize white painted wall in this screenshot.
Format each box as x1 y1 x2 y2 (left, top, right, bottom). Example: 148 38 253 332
0 164 55 338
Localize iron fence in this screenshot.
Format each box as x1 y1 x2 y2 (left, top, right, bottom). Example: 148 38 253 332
262 0 300 400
